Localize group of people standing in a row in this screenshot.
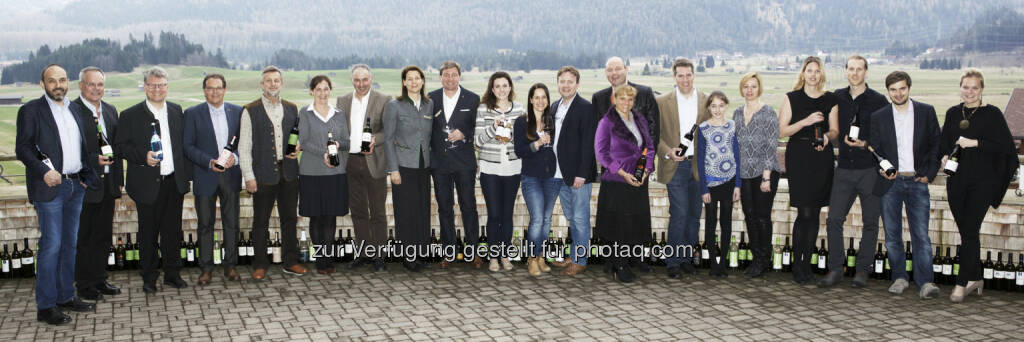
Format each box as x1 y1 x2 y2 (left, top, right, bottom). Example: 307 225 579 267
15 55 1014 325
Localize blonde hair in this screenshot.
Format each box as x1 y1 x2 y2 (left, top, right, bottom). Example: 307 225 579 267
612 84 638 98
959 68 985 88
738 72 763 97
793 56 826 92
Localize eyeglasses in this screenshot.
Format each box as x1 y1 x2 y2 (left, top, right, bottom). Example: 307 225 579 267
145 83 168 89
204 87 225 91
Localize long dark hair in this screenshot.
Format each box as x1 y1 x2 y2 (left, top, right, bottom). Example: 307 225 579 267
481 71 515 111
526 83 553 141
397 65 426 104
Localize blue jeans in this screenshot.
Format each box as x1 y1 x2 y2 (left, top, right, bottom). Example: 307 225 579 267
34 179 85 309
882 176 933 286
523 176 562 258
559 180 592 266
666 162 702 267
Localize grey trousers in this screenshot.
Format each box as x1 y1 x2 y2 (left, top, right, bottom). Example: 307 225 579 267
824 167 880 274
196 173 240 271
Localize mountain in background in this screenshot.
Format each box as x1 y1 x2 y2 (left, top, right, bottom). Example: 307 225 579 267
0 0 1019 63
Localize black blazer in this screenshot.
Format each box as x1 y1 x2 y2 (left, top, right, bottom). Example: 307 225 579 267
15 96 100 203
512 116 557 178
114 101 192 204
869 100 941 196
183 102 242 197
551 95 598 185
428 86 480 172
72 97 123 203
591 81 661 147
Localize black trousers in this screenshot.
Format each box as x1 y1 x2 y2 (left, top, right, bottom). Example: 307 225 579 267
195 173 239 272
76 191 116 289
433 168 480 248
347 154 388 247
740 172 779 270
792 206 822 277
251 172 299 269
393 167 431 256
308 216 337 270
947 178 994 286
137 174 184 282
480 173 521 249
704 180 735 270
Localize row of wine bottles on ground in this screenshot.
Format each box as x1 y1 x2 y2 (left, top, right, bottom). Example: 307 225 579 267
1 238 36 278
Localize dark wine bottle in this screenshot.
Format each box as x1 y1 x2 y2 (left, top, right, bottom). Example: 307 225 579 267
873 243 885 279
327 132 341 167
952 245 961 285
812 123 825 148
186 233 197 267
478 227 490 262
942 247 954 286
214 135 238 170
943 144 961 176
1 244 11 279
848 112 861 140
106 240 116 271
846 237 857 277
115 236 126 270
676 124 697 157
150 122 163 161
632 148 648 181
1015 254 1024 293
810 239 820 273
286 120 299 155
933 245 944 285
1005 253 1016 292
739 232 750 268
994 252 1006 291
10 244 21 278
817 238 828 274
982 251 994 289
361 116 372 152
781 236 792 272
21 238 34 278
867 146 896 177
904 241 913 282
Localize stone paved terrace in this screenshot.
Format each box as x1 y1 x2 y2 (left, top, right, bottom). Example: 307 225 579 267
1 263 1022 341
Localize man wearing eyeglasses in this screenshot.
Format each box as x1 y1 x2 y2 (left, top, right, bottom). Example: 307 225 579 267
113 66 192 293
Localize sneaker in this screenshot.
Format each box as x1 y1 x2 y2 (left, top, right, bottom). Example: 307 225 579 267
500 258 514 271
488 259 500 272
888 278 909 295
919 283 940 299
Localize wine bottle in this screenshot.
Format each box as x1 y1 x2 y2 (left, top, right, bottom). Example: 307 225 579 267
904 241 913 282
272 232 282 264
286 120 299 155
544 231 555 263
658 232 668 266
739 232 750 268
848 112 861 140
714 235 723 266
21 238 34 278
643 233 655 265
728 235 739 269
676 124 698 157
942 247 954 286
387 228 397 263
214 136 238 170
700 239 710 268
867 146 896 177
846 237 857 277
361 115 373 152
238 232 248 266
36 147 55 171
150 121 163 161
873 243 884 279
107 240 116 271
952 245 961 285
772 236 783 272
115 236 126 270
10 244 21 278
96 116 113 173
810 239 819 272
812 123 825 148
817 238 828 273
1005 253 1016 292
308 230 317 263
457 229 468 262
994 252 1005 291
512 230 524 263
246 232 256 266
213 233 222 266
1015 254 1024 292
345 229 355 263
932 245 943 284
633 148 648 181
327 132 341 167
478 227 490 262
429 229 440 263
943 144 962 176
1 244 10 279
781 236 792 272
982 251 994 289
186 233 196 267
883 245 891 280
556 231 567 264
127 233 138 270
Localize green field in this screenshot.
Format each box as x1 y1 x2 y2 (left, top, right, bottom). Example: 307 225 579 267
1 63 1021 185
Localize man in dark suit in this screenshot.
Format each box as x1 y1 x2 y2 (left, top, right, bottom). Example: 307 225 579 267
337 64 392 271
869 71 941 299
183 74 242 285
72 66 123 301
591 57 660 155
428 61 482 269
548 66 597 275
16 64 100 325
113 66 192 293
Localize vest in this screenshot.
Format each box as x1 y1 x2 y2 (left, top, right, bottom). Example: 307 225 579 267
244 98 299 184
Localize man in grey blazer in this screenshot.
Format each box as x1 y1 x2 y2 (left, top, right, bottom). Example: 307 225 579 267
337 64 392 271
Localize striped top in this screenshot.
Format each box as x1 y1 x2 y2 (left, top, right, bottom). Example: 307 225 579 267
733 104 781 179
475 102 524 176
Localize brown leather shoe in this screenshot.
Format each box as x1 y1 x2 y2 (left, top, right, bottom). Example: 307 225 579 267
527 257 541 277
252 268 267 280
282 264 308 276
225 268 240 281
550 259 572 268
197 271 212 286
562 263 586 276
316 268 336 275
472 258 484 269
440 260 452 269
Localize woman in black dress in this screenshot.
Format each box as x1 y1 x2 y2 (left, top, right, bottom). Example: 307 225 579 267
778 56 838 284
940 69 1017 302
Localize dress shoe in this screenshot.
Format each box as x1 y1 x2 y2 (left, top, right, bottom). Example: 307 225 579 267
282 264 308 276
527 257 541 276
538 259 551 273
57 298 95 312
746 262 768 278
851 272 869 288
611 263 636 283
163 276 188 289
348 257 371 269
197 271 213 286
225 268 241 281
142 281 158 293
78 287 104 301
817 270 843 288
252 268 268 281
95 281 122 295
37 307 71 325
667 266 681 279
373 258 387 272
550 259 572 268
439 260 452 269
680 263 697 275
562 263 586 276
316 268 336 275
472 257 485 269
950 281 983 303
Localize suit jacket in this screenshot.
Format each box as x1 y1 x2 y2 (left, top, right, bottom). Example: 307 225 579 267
114 101 192 204
428 86 480 172
655 89 708 184
183 102 242 197
15 95 100 203
869 100 941 196
552 95 598 185
594 108 655 183
382 98 435 172
337 90 392 178
72 97 123 203
592 81 661 148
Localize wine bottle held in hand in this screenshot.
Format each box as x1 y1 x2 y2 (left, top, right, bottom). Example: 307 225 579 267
327 132 340 167
286 120 299 155
361 116 372 152
867 146 896 177
150 122 163 161
677 124 697 157
944 142 962 176
36 147 54 171
848 112 860 141
633 148 648 182
215 136 238 170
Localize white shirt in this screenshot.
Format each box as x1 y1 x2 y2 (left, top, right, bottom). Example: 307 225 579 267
675 87 699 158
349 92 369 153
892 100 915 173
80 98 108 141
310 102 338 123
553 94 575 179
208 103 229 149
45 95 82 174
442 86 461 122
147 100 175 176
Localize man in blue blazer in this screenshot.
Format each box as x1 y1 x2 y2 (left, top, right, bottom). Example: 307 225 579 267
15 64 100 325
549 66 597 275
428 61 482 269
183 74 243 285
869 71 941 299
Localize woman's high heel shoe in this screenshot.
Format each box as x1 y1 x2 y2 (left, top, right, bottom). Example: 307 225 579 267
611 262 636 283
950 281 984 302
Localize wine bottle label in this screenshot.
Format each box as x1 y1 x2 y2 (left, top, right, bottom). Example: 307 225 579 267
848 126 860 140
810 253 818 264
346 244 354 254
681 139 692 147
702 250 710 260
268 247 274 255
933 264 942 273
994 270 1004 279
773 254 782 269
101 145 114 156
905 260 913 271
42 158 55 170
953 264 959 275
273 248 282 263
729 252 738 267
942 264 952 275
309 246 317 261
879 160 894 172
327 143 338 155
644 247 651 258
782 252 790 265
289 133 299 145
108 253 115 265
1 260 7 272
23 257 32 265
187 250 195 262
216 149 233 166
944 160 958 172
12 259 20 268
983 268 993 279
874 260 883 273
239 246 247 256
818 256 827 269
1017 273 1024 286
1005 271 1015 280
214 249 222 264
180 248 186 259
361 132 372 142
246 246 254 256
847 256 856 267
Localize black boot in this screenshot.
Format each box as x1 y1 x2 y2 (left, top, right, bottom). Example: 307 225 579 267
611 259 636 283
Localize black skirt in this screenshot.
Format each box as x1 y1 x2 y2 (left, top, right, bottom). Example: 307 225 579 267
299 174 349 217
785 139 834 207
596 180 652 246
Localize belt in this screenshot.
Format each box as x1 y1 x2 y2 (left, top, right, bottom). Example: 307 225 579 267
897 171 916 177
349 153 365 157
159 172 175 180
61 173 80 180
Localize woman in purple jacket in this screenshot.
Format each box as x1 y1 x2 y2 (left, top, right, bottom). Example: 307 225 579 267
594 85 655 283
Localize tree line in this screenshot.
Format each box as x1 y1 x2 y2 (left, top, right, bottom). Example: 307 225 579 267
264 49 607 73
